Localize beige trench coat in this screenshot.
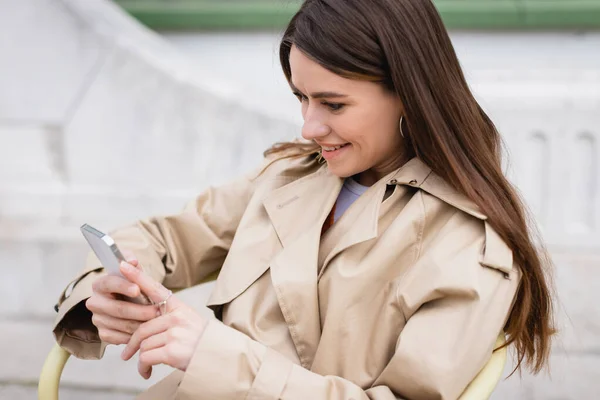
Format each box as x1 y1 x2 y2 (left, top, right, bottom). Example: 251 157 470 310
53 154 521 400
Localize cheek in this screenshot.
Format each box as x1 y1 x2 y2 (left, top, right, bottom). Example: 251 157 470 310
352 113 400 155
336 109 372 144
366 102 400 139
373 123 401 153
344 110 386 147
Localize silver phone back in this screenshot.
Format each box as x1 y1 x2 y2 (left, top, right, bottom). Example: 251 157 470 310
80 224 125 275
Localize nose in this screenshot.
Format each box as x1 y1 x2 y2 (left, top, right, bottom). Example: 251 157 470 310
301 112 331 141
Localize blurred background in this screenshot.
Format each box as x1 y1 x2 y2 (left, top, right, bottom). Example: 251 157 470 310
0 0 599 399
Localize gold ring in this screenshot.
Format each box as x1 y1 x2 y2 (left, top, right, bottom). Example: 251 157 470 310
157 290 173 316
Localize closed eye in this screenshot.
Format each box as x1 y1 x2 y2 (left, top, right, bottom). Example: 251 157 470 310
323 102 345 111
293 92 345 112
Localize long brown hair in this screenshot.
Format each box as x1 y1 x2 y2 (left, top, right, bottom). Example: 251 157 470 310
270 0 555 374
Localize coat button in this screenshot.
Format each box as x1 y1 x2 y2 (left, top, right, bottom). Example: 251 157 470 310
54 303 59 313
409 179 418 185
389 179 398 184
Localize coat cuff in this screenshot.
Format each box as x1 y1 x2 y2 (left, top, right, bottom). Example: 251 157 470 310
177 320 293 399
52 268 107 360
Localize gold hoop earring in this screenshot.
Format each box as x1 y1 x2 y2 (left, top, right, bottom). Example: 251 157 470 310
399 116 405 138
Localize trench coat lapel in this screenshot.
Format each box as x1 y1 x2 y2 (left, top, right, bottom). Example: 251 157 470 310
317 157 434 277
262 166 342 368
317 182 386 279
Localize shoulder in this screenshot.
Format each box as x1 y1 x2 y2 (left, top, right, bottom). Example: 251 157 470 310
413 168 515 279
398 181 520 315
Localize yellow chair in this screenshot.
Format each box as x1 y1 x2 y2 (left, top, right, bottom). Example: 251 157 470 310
458 333 508 400
39 333 507 400
38 344 71 400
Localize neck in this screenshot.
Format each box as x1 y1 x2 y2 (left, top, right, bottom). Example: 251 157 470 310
355 151 412 186
354 170 379 187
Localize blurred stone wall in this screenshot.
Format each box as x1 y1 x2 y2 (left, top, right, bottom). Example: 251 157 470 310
0 0 297 396
0 0 598 398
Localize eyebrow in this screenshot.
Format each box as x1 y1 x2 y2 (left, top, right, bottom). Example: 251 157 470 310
289 82 348 99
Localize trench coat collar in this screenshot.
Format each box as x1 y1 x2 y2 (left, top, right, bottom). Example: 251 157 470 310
387 157 487 220
263 157 486 257
262 156 488 248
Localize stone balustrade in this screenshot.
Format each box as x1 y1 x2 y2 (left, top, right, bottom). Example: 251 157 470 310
0 1 598 398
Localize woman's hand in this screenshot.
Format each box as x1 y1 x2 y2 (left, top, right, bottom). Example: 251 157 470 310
119 261 209 379
85 256 158 345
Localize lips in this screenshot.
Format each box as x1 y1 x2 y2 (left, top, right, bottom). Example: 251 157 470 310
322 143 349 152
320 143 351 161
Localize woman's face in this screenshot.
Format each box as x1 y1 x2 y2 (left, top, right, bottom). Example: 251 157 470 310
289 45 406 186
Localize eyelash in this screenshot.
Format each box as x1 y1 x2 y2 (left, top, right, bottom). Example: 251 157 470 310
293 92 345 112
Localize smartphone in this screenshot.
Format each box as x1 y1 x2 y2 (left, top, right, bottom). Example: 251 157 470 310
80 224 126 276
80 223 151 304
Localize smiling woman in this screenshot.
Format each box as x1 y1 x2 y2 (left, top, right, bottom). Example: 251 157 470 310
52 1 556 399
272 0 555 374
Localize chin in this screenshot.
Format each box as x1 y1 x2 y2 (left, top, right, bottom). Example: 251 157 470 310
326 163 358 179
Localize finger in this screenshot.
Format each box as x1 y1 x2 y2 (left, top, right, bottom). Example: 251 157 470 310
137 333 168 379
91 313 142 335
138 356 154 380
122 315 170 361
140 331 168 353
92 275 140 298
139 347 171 379
98 328 130 345
85 295 157 322
121 250 139 266
120 262 176 306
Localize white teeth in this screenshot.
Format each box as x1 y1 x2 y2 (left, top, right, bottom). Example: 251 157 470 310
323 144 347 151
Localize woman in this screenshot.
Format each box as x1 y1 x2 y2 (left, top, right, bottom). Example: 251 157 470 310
52 0 555 398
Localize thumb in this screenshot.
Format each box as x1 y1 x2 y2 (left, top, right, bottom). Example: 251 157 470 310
119 261 179 310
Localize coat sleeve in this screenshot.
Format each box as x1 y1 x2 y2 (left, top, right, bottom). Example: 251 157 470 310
176 221 521 400
52 169 258 360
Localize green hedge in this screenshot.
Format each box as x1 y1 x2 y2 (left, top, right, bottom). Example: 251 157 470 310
114 0 600 30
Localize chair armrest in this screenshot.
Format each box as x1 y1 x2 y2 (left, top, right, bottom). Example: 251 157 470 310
458 333 508 400
38 343 71 400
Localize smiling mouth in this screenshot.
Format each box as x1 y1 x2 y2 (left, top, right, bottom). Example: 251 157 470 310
322 143 350 152
320 143 351 161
